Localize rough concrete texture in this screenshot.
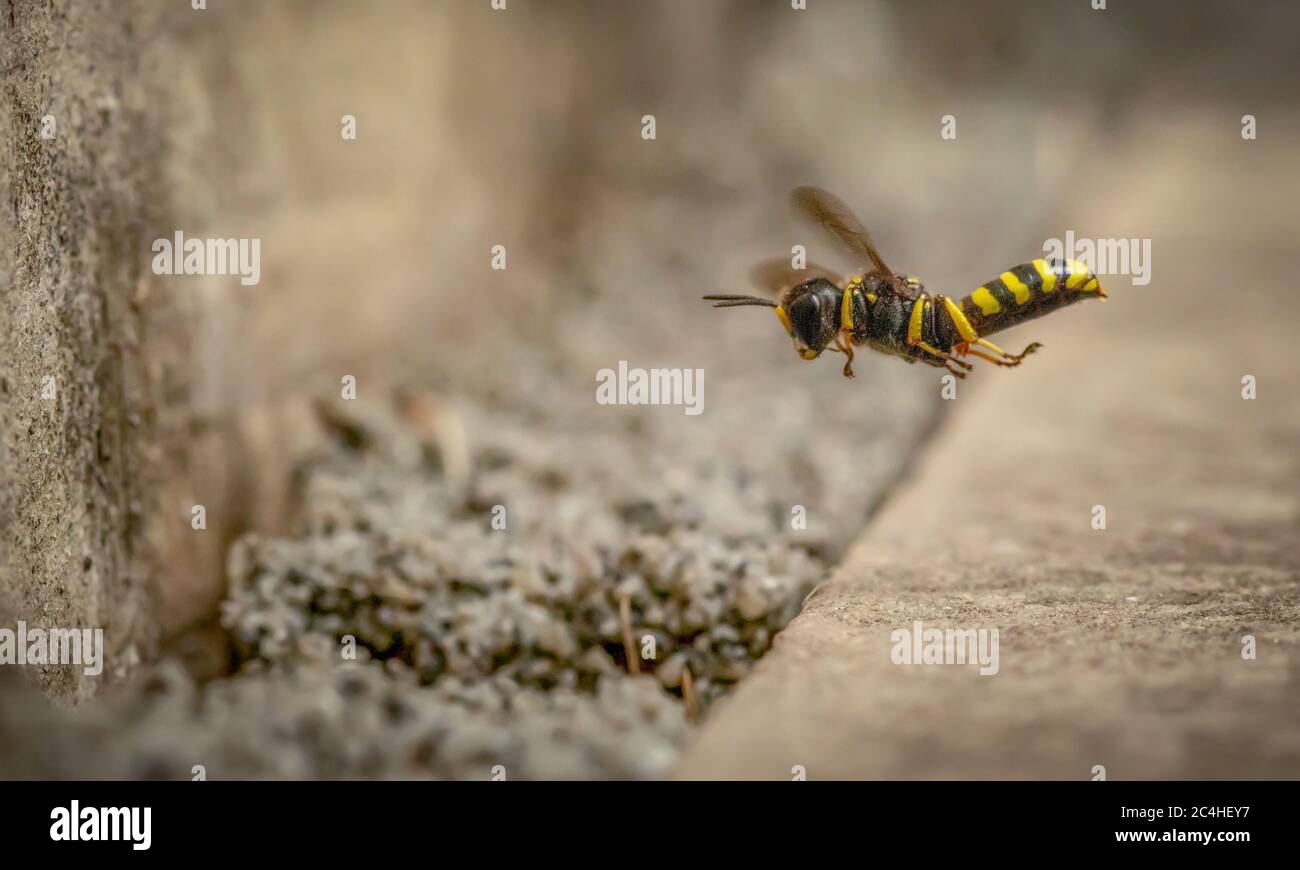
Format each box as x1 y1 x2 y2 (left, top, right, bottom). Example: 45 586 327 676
677 121 1300 779
0 659 693 781
0 0 169 701
0 350 937 778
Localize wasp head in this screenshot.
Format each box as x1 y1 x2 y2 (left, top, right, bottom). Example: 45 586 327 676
779 278 841 360
703 277 842 361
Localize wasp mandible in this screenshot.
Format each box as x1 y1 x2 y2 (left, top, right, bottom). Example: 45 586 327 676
704 186 1107 379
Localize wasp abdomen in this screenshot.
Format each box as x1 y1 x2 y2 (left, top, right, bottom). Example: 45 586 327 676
959 258 1104 338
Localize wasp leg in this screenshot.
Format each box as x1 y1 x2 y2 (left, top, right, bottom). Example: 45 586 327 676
834 333 856 378
962 347 1013 367
912 337 972 371
978 337 1042 363
946 355 973 370
957 338 1043 367
1007 341 1043 362
906 298 972 371
918 348 970 379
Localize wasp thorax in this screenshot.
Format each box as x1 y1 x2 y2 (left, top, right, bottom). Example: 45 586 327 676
781 278 841 360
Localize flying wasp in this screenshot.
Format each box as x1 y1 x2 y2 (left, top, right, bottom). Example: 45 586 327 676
704 186 1107 379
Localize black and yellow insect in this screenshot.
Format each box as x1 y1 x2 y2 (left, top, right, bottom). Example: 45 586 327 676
705 186 1107 379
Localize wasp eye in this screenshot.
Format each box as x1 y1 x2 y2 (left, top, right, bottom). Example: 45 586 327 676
786 280 839 357
788 293 822 344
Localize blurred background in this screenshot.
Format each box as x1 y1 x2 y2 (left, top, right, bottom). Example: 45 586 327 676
147 0 1300 628
1 0 1297 778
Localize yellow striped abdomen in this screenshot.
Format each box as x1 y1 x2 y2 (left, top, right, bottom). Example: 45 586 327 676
958 258 1105 338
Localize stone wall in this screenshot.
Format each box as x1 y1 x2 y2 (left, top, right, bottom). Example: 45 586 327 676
0 0 168 702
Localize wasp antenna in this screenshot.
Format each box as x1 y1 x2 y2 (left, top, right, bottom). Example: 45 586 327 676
702 294 777 308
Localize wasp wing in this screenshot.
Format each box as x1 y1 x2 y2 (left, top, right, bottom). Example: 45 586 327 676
791 185 891 276
748 257 842 295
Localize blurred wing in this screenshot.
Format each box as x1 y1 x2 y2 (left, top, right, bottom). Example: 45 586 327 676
749 257 842 295
791 185 891 276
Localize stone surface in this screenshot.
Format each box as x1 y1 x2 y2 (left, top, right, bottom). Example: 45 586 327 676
0 0 168 702
0 360 937 778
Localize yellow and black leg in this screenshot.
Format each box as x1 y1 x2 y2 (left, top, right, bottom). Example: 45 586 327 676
836 287 858 378
908 296 971 377
958 337 1043 367
939 296 1041 368
834 332 856 378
